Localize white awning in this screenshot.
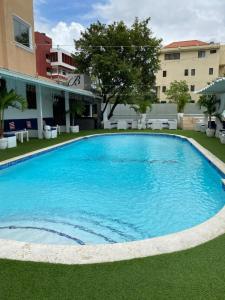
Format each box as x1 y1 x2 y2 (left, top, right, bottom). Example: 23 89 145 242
197 78 225 94
0 67 96 98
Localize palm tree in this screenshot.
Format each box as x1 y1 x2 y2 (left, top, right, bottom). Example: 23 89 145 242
66 101 85 126
0 89 27 138
198 94 219 128
131 99 152 115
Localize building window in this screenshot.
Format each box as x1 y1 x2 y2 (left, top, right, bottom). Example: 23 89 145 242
191 69 195 76
163 70 167 77
13 16 31 49
51 52 58 62
209 68 214 75
26 84 37 109
165 53 180 60
162 86 166 93
198 50 206 58
62 53 74 66
184 69 189 76
190 85 195 92
210 49 217 54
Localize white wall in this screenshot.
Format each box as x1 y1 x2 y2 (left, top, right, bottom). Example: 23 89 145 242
104 103 204 121
4 78 54 120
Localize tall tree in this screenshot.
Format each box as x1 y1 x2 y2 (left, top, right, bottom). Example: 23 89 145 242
165 80 191 113
74 18 161 119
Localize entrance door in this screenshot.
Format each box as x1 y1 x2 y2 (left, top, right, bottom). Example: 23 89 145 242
53 96 66 125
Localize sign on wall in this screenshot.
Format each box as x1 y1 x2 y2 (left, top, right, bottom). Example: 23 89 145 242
67 74 91 91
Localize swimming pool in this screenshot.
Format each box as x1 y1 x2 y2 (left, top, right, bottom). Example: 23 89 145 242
0 134 224 247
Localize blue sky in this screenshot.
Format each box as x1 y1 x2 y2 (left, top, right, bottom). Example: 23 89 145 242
34 0 105 25
34 0 225 52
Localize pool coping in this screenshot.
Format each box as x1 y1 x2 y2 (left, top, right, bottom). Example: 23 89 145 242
0 132 225 265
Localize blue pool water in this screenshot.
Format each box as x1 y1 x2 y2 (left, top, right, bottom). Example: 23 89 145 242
0 134 224 245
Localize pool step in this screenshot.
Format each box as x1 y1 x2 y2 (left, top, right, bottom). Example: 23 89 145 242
0 213 143 245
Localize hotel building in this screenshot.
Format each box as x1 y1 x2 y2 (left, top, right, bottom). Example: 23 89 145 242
156 40 225 102
35 32 76 82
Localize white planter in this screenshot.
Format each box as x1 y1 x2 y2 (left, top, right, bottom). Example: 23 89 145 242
206 128 215 137
177 113 184 129
70 125 79 133
0 138 8 150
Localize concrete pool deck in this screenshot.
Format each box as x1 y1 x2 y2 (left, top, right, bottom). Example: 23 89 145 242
0 133 224 265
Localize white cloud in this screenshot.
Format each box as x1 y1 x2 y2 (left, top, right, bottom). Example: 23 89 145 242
35 21 85 53
34 0 84 53
91 0 225 44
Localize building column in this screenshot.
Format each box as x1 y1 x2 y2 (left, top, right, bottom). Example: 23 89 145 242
90 104 93 117
37 85 43 139
65 91 70 133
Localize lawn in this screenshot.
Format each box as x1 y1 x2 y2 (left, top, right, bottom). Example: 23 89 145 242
0 130 225 300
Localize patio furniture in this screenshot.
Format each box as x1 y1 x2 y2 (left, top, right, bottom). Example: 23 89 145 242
161 122 170 129
146 120 153 129
3 133 17 148
151 120 164 130
168 119 178 130
104 121 118 129
127 121 133 129
7 121 29 143
131 120 138 129
43 125 57 139
15 130 29 143
117 120 128 130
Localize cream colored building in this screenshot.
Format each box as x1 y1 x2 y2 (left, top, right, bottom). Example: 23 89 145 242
0 0 36 76
156 40 225 102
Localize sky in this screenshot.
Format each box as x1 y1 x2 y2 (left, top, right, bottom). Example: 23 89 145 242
34 0 225 52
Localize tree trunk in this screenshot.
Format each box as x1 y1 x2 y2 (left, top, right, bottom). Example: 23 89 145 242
108 101 118 120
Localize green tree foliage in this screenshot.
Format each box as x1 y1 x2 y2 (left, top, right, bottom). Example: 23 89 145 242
165 80 191 113
74 18 161 119
0 89 27 138
131 91 157 114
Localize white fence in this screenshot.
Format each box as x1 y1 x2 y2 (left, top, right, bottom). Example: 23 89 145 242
103 103 204 121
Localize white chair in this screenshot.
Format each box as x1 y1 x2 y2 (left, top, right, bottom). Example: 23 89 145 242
104 121 118 129
146 119 153 129
168 119 178 130
117 120 128 130
152 120 163 130
43 125 57 139
3 133 17 148
131 120 138 129
7 135 17 148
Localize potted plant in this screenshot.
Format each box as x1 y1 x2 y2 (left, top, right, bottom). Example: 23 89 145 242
198 94 219 137
165 80 191 129
131 94 154 129
0 89 27 149
66 101 85 133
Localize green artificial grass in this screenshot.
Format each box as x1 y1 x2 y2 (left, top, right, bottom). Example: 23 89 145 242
0 130 225 300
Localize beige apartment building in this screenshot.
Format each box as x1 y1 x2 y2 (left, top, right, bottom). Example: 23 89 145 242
156 40 225 102
0 0 36 76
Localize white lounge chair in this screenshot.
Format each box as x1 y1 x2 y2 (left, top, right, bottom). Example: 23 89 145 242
104 120 118 129
117 120 128 130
